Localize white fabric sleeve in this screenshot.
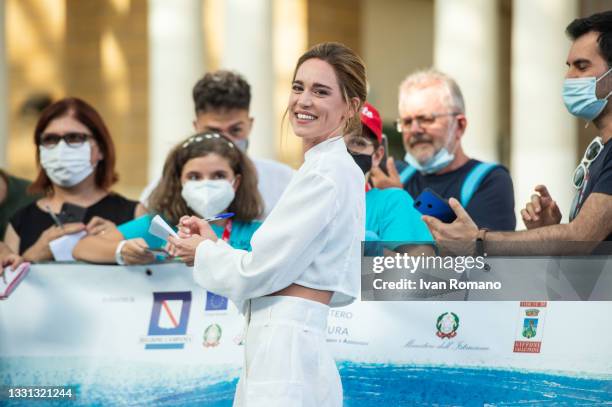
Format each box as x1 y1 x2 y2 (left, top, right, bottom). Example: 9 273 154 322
193 171 338 303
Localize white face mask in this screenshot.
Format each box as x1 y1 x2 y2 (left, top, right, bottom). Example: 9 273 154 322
181 179 235 219
39 140 95 187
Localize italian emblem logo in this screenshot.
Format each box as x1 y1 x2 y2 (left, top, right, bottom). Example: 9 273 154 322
436 312 459 339
203 323 223 347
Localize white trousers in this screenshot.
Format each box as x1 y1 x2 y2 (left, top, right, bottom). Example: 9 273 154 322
233 296 342 407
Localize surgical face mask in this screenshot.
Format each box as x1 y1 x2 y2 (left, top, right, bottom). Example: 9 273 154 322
39 140 95 187
233 138 249 152
404 149 454 175
404 121 457 174
181 179 235 219
563 67 612 121
349 151 373 175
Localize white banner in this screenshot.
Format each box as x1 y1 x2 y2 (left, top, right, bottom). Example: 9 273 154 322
1 263 610 405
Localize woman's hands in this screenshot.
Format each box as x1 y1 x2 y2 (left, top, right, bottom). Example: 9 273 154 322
86 216 117 237
176 216 218 241
166 216 219 266
166 235 207 266
23 216 118 262
23 222 86 262
120 238 156 265
1 253 24 272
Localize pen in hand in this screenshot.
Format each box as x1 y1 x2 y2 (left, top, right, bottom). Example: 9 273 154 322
204 212 235 222
176 213 234 238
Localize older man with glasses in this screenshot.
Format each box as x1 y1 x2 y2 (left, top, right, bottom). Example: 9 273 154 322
371 69 516 231
422 11 612 250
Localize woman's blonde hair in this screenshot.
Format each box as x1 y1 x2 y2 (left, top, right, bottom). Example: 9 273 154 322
148 132 262 224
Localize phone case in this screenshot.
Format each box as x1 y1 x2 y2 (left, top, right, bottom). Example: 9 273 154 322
413 188 457 223
59 203 87 224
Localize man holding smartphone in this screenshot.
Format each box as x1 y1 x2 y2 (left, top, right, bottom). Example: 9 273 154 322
370 70 516 231
423 11 612 247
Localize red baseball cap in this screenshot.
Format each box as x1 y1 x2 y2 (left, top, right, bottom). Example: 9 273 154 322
360 102 382 143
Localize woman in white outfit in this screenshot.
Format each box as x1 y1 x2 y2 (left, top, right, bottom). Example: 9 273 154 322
167 42 367 406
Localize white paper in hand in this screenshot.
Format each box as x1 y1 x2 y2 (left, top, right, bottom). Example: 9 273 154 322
1 262 31 299
148 215 178 242
49 230 87 261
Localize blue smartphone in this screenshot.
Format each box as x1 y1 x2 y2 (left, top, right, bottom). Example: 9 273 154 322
413 188 457 223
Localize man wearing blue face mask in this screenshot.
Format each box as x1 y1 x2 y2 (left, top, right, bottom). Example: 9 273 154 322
422 11 612 248
370 69 516 231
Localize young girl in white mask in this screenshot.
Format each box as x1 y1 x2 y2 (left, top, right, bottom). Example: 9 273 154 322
166 42 366 407
4 97 139 261
73 132 263 264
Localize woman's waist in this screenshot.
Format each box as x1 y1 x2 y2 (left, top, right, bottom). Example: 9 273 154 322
270 283 332 305
249 295 330 333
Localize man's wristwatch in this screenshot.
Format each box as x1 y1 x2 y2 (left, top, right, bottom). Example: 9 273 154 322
115 240 128 265
475 228 489 256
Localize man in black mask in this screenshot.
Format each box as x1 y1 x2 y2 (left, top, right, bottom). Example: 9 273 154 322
345 103 432 244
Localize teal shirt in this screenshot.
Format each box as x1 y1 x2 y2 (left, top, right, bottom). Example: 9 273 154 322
117 214 262 251
210 221 261 251
365 188 433 244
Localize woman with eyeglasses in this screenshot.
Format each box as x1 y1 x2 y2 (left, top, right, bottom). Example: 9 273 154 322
3 97 139 262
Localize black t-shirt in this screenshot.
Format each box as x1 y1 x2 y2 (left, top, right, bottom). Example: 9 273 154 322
0 172 39 240
574 138 612 241
10 193 137 254
395 159 516 231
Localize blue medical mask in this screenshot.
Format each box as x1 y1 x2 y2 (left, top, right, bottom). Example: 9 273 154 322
404 149 454 175
403 121 457 174
563 67 612 121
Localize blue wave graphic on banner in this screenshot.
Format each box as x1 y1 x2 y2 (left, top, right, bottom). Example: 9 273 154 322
2 358 611 406
339 362 612 406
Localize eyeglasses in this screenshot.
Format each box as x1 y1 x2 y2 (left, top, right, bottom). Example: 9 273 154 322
345 136 375 155
39 132 92 148
395 112 460 132
572 136 604 189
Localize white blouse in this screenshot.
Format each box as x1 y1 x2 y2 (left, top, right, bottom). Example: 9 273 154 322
193 136 365 307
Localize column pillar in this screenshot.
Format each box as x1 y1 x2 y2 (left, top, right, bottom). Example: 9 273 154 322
434 0 499 163
147 0 205 179
511 0 578 220
222 0 274 160
0 0 8 167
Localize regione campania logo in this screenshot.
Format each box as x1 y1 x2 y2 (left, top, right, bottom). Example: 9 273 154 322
142 291 192 350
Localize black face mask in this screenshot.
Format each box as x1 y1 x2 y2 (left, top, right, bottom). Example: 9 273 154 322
349 150 373 174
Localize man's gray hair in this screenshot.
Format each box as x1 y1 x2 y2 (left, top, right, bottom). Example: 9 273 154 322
398 69 465 114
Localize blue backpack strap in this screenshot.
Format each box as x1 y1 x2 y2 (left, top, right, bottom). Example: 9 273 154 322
399 166 417 184
460 162 499 207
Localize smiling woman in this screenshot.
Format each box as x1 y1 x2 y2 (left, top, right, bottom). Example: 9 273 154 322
166 42 367 406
